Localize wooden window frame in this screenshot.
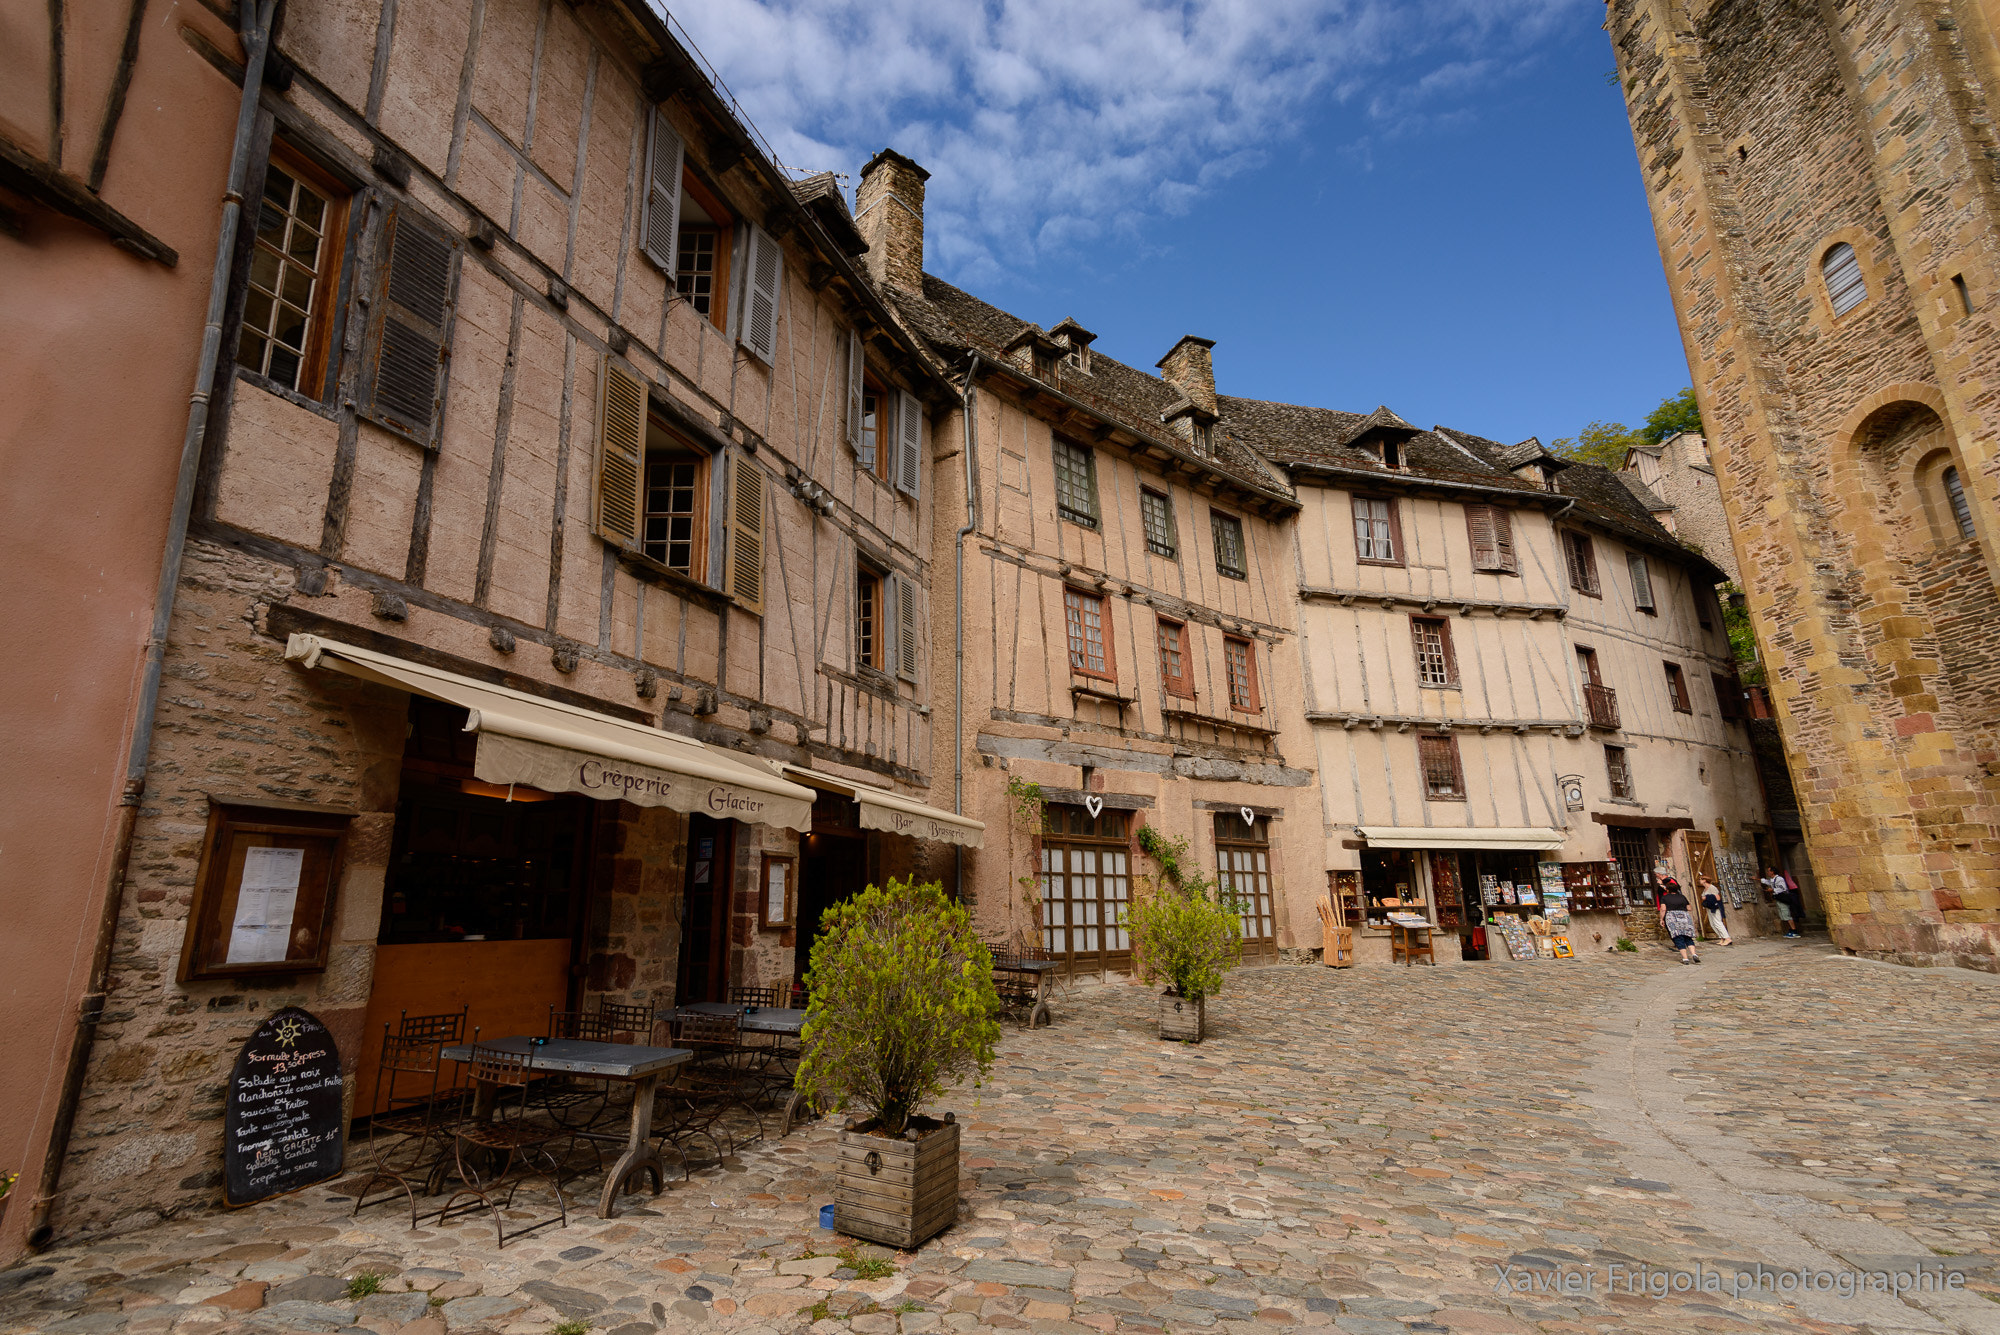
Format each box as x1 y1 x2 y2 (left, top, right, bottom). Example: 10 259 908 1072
1352 495 1404 567
1712 673 1743 721
1464 503 1517 574
1417 734 1467 802
1063 586 1116 682
1664 661 1692 713
1223 635 1260 711
641 426 711 580
1604 744 1634 799
856 566 884 672
1140 488 1178 559
1040 805 1134 968
676 167 735 332
1157 616 1195 698
860 373 891 482
1410 615 1459 689
178 803 351 983
1564 530 1601 596
1053 437 1099 528
239 140 350 401
1214 813 1275 947
1211 510 1248 580
759 852 796 929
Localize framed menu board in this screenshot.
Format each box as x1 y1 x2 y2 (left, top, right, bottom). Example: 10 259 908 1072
760 853 796 928
178 803 350 983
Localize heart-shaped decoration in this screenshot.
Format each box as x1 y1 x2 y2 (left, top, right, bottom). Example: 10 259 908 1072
1085 795 1105 819
1240 806 1256 827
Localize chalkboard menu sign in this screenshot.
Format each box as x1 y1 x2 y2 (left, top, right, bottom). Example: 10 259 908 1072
223 1006 344 1206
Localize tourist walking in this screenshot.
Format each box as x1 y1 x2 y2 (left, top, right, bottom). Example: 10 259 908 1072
1762 866 1801 937
1660 882 1702 964
1699 877 1732 945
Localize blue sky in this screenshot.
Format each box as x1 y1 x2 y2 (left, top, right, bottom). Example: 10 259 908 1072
668 0 1690 446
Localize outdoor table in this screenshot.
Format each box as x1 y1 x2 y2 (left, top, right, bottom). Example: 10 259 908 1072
442 1036 689 1218
1386 919 1436 967
990 958 1060 1027
659 1004 809 1133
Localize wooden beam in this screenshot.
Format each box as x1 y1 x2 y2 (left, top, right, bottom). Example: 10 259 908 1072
0 132 176 264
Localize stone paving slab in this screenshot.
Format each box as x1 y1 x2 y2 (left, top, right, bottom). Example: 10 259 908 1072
4 940 1997 1334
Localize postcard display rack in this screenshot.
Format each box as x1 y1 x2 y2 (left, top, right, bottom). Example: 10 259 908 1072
1480 862 1578 961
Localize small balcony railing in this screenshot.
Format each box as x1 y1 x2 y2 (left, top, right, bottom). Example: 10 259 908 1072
1583 683 1620 730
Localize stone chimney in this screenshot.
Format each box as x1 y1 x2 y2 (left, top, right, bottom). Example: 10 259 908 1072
856 149 930 293
1156 336 1217 414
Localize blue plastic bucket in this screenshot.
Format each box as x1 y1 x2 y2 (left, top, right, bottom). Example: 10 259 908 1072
819 1203 835 1229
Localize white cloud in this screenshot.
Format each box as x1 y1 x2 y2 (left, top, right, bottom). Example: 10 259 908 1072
657 0 1587 285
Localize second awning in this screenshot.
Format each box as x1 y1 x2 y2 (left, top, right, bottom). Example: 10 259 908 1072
783 766 985 849
284 633 814 832
1356 826 1566 851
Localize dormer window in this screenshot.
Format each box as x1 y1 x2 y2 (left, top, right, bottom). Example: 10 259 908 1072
1066 343 1091 374
1034 347 1059 381
1192 420 1213 457
1382 439 1401 470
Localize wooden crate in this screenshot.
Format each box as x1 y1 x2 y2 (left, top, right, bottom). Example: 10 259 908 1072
1158 992 1205 1043
834 1117 960 1250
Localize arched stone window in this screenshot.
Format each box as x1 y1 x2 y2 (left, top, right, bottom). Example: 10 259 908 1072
1823 242 1868 315
1943 465 1976 540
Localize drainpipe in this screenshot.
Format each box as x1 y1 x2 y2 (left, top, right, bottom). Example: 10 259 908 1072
953 356 981 901
26 0 280 1251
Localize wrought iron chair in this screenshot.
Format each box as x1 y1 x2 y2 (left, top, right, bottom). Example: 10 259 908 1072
595 1000 656 1043
433 1040 571 1247
675 1011 770 1145
729 985 782 1007
537 1007 614 1130
351 1024 465 1223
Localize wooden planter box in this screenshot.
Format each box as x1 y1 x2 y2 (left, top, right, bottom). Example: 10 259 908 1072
834 1114 960 1250
1159 991 1205 1043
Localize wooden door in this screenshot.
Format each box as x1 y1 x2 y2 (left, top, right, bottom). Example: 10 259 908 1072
1684 831 1717 885
1576 646 1602 686
676 815 734 1003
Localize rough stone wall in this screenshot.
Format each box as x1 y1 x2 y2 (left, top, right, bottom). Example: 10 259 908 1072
1651 435 1740 582
583 803 688 1012
56 540 406 1238
1609 0 2000 966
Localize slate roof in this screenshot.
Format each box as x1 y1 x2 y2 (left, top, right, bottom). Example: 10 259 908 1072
876 271 1726 580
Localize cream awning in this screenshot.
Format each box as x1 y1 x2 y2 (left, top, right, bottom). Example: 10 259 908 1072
1356 826 1566 851
782 765 985 849
284 634 814 832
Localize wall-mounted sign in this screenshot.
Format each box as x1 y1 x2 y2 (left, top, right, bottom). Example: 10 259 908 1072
1557 774 1585 811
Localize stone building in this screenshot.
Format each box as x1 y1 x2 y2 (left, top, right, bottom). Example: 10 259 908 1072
1608 0 2000 968
1621 432 1741 582
31 0 982 1242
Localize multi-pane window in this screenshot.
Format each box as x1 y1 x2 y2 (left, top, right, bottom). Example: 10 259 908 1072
1157 618 1193 697
1214 812 1274 950
1140 489 1178 558
1411 617 1456 688
1418 734 1465 801
1564 530 1600 595
1191 420 1214 458
1211 511 1247 579
1053 439 1099 527
1063 588 1111 678
1628 553 1655 613
1605 745 1634 799
1944 465 1976 539
857 570 882 670
676 229 718 314
643 452 703 574
1224 636 1258 709
1664 661 1691 712
1823 242 1868 315
1041 805 1132 966
239 151 343 394
1353 496 1399 564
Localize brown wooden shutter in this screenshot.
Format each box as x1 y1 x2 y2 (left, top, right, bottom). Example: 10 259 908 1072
1491 506 1516 572
725 451 765 612
1438 619 1458 685
1466 504 1499 569
895 574 918 681
1385 499 1405 566
594 356 645 551
641 108 683 277
363 206 460 449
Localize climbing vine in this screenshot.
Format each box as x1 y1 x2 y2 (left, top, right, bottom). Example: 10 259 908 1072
1004 774 1046 833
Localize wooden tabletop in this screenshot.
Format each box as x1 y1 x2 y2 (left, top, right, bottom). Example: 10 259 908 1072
441 1037 691 1078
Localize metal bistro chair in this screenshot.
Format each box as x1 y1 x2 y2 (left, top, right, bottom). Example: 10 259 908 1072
434 1041 571 1247
538 1007 615 1132
351 1023 467 1223
667 1010 767 1158
595 1000 656 1044
729 986 782 1008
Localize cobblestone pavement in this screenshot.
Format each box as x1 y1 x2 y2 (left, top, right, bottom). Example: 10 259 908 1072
6 938 2000 1335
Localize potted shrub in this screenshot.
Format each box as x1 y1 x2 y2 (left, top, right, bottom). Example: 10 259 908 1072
1129 836 1243 1043
796 877 1000 1249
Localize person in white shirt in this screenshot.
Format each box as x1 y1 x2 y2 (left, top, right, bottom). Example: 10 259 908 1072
1762 866 1800 937
1699 877 1732 945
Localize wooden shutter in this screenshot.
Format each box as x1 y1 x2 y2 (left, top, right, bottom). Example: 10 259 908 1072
594 356 645 551
846 330 867 465
1491 506 1516 572
896 389 922 497
1566 531 1599 593
724 451 764 612
742 224 782 364
1466 504 1499 569
895 574 918 681
363 206 460 449
641 107 683 277
1628 552 1655 610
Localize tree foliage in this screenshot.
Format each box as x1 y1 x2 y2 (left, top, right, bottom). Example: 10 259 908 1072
1552 387 1703 469
795 877 1000 1136
1131 828 1242 1004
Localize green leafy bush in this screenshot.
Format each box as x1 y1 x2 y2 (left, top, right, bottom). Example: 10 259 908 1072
1615 936 1639 953
1128 883 1242 1004
796 877 1001 1136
